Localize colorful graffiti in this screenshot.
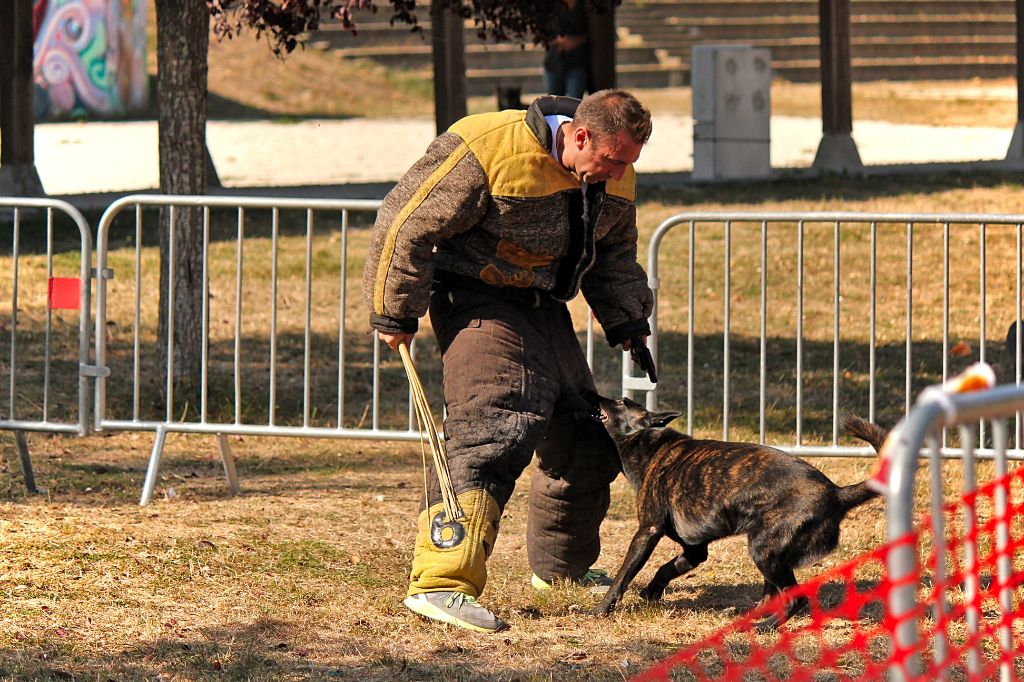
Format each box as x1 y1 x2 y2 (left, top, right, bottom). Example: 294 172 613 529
32 0 148 121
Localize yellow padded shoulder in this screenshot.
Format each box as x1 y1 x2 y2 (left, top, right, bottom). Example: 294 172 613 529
449 111 579 198
449 111 640 201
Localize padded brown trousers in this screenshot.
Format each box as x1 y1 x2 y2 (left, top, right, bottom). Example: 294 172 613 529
407 286 621 597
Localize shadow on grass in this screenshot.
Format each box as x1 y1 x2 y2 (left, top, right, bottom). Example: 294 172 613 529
0 432 423 507
0 618 701 681
89 328 1018 438
0 585 892 680
636 169 1024 208
603 330 1019 441
577 579 885 626
6 323 1018 506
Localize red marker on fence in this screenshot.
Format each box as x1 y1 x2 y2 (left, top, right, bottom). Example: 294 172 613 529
867 362 996 497
47 277 80 310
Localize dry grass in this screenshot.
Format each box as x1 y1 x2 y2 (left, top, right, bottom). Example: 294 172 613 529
6 15 1024 678
1 432 1020 680
206 42 435 120
0 431 877 681
4 177 1024 679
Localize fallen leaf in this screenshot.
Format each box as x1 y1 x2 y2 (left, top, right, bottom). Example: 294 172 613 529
951 341 972 357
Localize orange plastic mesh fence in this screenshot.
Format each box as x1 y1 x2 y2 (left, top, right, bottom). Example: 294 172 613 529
632 465 1024 681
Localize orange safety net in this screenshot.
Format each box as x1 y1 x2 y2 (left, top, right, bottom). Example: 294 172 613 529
632 465 1024 681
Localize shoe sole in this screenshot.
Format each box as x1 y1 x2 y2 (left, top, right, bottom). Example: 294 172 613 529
531 574 611 595
403 596 507 633
530 574 552 591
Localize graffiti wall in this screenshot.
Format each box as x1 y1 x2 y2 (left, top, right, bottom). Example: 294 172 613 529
32 0 148 121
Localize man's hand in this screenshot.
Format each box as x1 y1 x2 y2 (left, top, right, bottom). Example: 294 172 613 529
378 331 415 351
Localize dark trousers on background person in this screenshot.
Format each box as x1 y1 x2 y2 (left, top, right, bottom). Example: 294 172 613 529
543 62 588 100
405 283 621 597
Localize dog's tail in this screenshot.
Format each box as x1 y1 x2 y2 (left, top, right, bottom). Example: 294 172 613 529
835 414 889 512
836 480 880 512
840 414 889 452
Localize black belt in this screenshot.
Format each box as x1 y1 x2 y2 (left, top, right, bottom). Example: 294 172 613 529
434 272 562 309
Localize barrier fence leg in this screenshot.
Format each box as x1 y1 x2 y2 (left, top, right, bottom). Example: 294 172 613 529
216 433 240 497
140 426 168 506
13 431 39 494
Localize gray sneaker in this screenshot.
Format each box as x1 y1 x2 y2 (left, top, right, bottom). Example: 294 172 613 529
531 568 614 595
403 592 510 633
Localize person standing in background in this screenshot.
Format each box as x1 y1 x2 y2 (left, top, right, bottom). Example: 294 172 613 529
543 0 589 98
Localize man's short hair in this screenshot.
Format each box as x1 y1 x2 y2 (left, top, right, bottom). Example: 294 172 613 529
572 89 653 146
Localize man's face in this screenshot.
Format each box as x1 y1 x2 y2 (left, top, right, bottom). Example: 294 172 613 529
569 126 643 184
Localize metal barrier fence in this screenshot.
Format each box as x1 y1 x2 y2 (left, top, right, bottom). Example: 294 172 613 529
92 195 607 504
0 198 93 493
12 201 1024 501
641 212 1024 459
885 383 1024 681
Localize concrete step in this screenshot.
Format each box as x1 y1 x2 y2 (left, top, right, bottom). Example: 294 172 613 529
626 14 1016 43
646 35 1018 63
308 21 531 49
617 0 1014 20
468 62 686 96
329 42 670 71
468 54 1015 96
775 55 1017 82
313 3 1022 91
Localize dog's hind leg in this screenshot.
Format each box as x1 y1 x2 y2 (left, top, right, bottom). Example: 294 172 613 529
639 542 709 602
750 560 807 629
591 525 663 616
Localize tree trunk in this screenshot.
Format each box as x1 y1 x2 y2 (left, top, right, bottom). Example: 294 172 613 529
819 0 852 136
813 0 862 172
587 4 616 92
155 0 208 405
431 0 467 135
0 0 44 197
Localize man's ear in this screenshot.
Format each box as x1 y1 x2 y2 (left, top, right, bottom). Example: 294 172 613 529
648 411 681 428
573 125 589 149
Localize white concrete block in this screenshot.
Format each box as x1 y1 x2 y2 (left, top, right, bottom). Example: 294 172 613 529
692 45 772 180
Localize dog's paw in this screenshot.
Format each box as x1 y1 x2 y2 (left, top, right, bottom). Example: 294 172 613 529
754 616 781 633
638 586 663 602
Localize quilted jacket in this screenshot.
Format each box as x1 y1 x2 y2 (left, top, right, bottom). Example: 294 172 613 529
362 95 653 346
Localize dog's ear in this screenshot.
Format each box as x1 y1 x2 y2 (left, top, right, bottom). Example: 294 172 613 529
647 410 681 428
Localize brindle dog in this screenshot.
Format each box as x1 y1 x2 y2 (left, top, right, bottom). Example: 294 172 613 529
587 392 887 627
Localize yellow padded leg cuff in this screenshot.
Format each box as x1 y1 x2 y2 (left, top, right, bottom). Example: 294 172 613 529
408 488 501 598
